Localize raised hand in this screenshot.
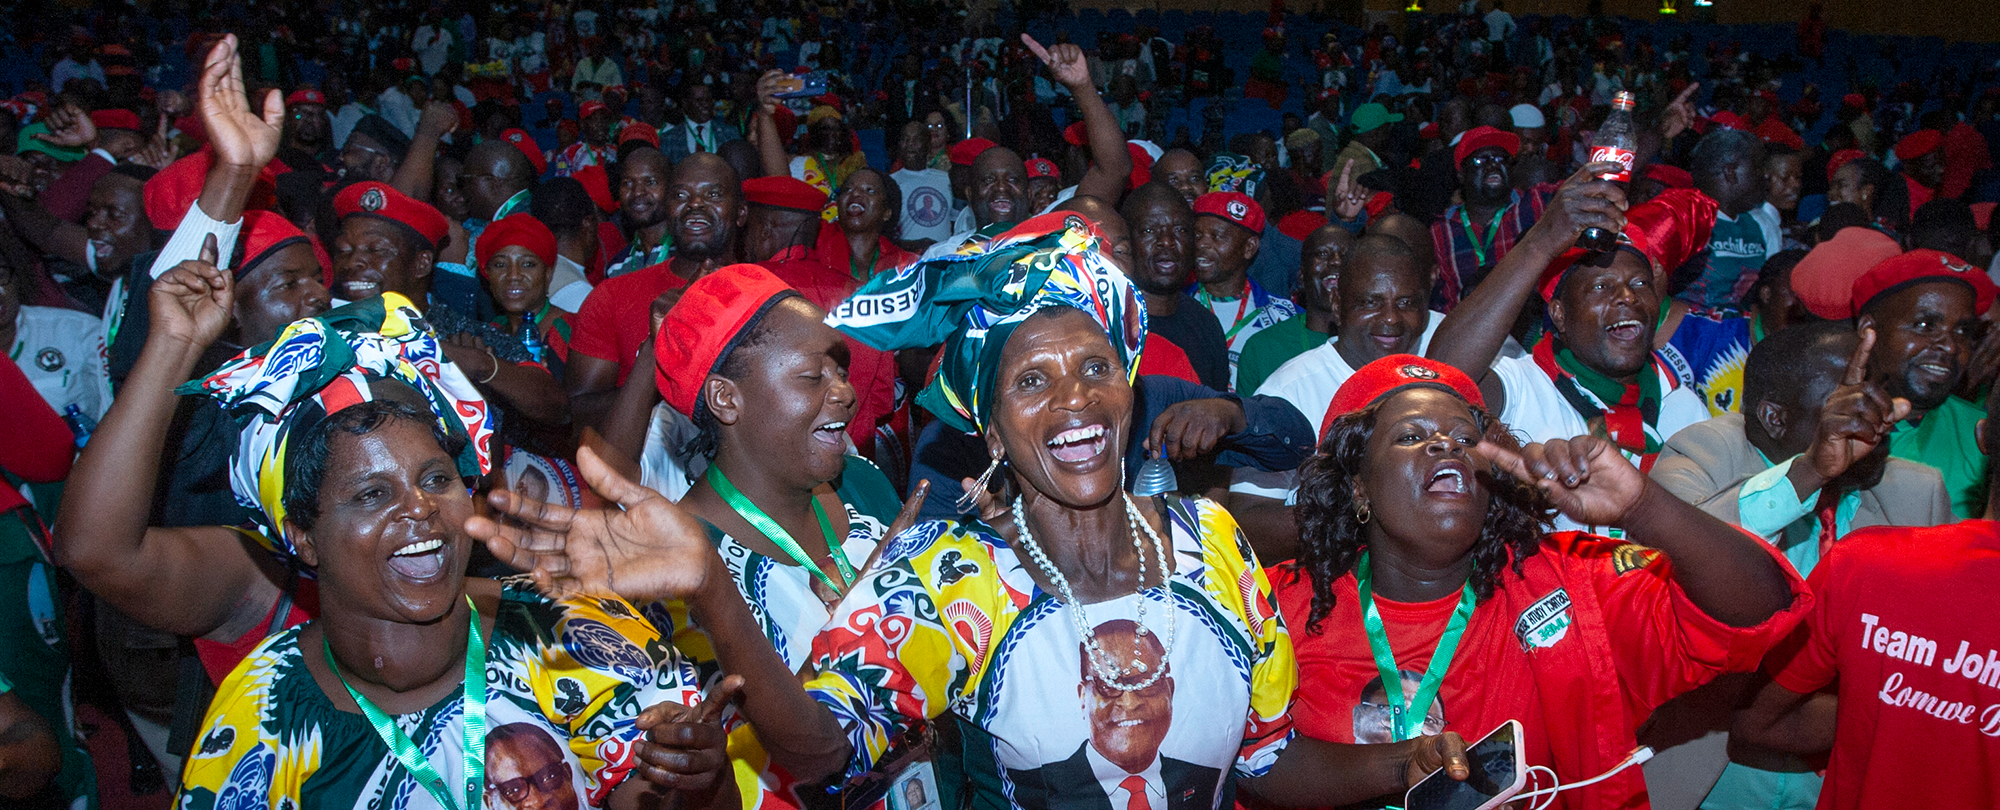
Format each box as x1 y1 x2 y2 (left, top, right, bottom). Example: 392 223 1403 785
1330 159 1366 220
416 100 458 137
754 69 790 115
1473 433 1647 527
1022 34 1091 89
1529 161 1629 250
1805 327 1910 484
199 34 284 170
632 675 741 793
128 117 179 170
35 104 95 149
464 444 716 602
1657 82 1701 142
148 234 233 350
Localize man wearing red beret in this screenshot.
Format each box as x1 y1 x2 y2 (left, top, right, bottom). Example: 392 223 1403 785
1892 128 1948 222
1430 125 1559 311
1189 191 1299 389
274 88 336 178
550 101 617 177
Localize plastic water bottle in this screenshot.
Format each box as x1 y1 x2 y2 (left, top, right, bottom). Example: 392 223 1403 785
1578 91 1638 253
62 404 95 448
520 311 544 364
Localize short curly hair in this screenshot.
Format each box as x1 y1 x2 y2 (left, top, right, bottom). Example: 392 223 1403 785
1290 399 1552 633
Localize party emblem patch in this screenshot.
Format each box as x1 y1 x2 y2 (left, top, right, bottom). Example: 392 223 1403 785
1515 588 1572 651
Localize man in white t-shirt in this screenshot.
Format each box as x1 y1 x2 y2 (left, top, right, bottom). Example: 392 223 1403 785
2 263 110 421
1228 236 1440 559
891 122 956 245
1429 172 1713 536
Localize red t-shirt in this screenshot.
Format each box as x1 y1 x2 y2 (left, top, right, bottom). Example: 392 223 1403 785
567 260 692 385
1275 531 1811 810
1765 520 2000 810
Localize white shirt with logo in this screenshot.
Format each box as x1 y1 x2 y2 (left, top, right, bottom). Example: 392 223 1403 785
13 306 111 421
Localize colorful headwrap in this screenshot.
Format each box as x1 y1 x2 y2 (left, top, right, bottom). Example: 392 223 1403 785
179 293 497 557
826 212 1145 434
1206 152 1264 197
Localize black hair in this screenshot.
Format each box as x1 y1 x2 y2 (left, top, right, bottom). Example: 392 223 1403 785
110 164 157 183
1909 198 1976 256
680 295 797 473
531 177 596 234
1743 320 1854 418
280 400 464 532
1817 203 1873 242
1741 248 1808 312
1690 128 1762 181
1291 399 1550 632
836 167 902 233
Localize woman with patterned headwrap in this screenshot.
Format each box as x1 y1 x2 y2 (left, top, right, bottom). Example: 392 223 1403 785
470 213 1479 810
59 250 732 808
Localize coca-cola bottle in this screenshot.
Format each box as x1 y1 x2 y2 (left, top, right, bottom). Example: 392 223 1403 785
1578 91 1638 252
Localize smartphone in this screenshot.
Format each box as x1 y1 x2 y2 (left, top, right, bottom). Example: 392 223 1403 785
774 73 830 99
1404 720 1527 810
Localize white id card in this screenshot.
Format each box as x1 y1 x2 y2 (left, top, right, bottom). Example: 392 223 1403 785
886 760 940 810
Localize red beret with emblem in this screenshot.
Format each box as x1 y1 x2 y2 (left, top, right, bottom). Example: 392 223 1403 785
285 88 327 107
1024 157 1060 179
653 264 800 417
1324 355 1486 439
1192 191 1266 234
334 181 449 249
498 128 548 176
743 175 829 213
1851 249 1997 317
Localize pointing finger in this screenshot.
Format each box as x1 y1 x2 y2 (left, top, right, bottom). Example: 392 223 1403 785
1843 327 1876 387
1020 33 1052 64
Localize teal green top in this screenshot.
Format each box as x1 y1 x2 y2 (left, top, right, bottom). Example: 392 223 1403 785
1888 396 1989 519
1235 315 1330 396
1735 452 1862 577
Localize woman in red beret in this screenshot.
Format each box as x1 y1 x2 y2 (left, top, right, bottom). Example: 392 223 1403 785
1274 354 1812 809
478 213 573 381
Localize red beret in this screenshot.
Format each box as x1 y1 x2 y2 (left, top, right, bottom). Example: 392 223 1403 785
579 100 610 120
499 128 548 176
475 214 558 274
653 264 799 417
1893 129 1943 161
1851 249 1997 317
1792 227 1904 319
1418 121 1440 139
1826 148 1865 182
618 121 658 148
90 108 140 131
1640 163 1694 190
1841 93 1866 109
1324 355 1485 439
743 175 829 212
948 137 999 166
573 164 618 213
285 88 327 107
1024 157 1060 179
1062 121 1087 146
1453 125 1519 171
1192 191 1265 234
334 181 449 249
1540 188 1717 302
235 210 311 279
143 148 280 231
1277 210 1327 242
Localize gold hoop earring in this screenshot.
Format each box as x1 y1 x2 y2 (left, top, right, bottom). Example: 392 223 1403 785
1355 502 1372 525
957 455 1003 513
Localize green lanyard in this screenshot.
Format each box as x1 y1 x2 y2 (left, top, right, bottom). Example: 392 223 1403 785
705 466 855 590
1355 552 1476 742
850 244 879 280
1457 205 1509 269
1196 285 1256 344
322 597 488 810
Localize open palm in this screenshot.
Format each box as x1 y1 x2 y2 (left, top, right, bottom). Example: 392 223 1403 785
465 445 715 603
199 34 284 169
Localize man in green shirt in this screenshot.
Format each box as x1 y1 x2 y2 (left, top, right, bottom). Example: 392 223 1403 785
1850 249 1999 518
1236 223 1352 396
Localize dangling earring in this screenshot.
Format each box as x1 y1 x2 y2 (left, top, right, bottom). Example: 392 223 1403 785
1355 501 1372 525
957 454 1004 512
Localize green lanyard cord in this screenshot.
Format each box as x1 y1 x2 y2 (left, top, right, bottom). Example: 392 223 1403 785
1196 285 1257 344
322 596 488 810
1457 205 1509 269
705 465 855 589
1355 551 1476 742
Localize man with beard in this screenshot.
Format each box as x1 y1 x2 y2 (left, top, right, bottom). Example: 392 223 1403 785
602 146 673 278
1233 223 1352 397
274 88 336 178
1190 191 1298 389
566 152 744 430
1849 249 1998 518
1120 183 1230 391
1646 321 1951 810
1429 126 1553 311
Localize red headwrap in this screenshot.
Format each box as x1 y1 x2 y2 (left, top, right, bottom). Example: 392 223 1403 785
653 264 799 417
475 214 558 274
1539 188 1717 301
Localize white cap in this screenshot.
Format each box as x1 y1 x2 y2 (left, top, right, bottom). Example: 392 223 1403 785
1509 103 1546 129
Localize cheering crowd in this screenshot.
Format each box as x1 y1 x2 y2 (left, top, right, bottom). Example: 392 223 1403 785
0 0 1998 808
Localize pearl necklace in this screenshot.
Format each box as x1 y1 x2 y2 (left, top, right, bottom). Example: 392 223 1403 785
1010 492 1176 692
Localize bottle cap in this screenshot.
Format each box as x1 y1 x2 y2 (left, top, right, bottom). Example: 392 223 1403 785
1612 91 1637 111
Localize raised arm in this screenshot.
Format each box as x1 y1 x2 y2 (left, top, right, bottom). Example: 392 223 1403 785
1026 35 1131 204
1474 435 1795 628
751 71 793 180
1426 162 1626 407
52 244 288 639
390 101 460 201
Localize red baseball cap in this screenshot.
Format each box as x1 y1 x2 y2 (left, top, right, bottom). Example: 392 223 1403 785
1453 125 1519 171
499 128 548 176
948 137 999 166
743 175 829 212
1791 226 1904 320
1324 355 1485 440
654 264 800 417
90 108 140 131
285 88 327 107
334 181 449 250
579 100 610 120
1851 249 1997 317
1893 130 1943 161
1192 191 1265 234
1024 157 1060 180
475 213 558 274
618 121 659 148
235 210 312 280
